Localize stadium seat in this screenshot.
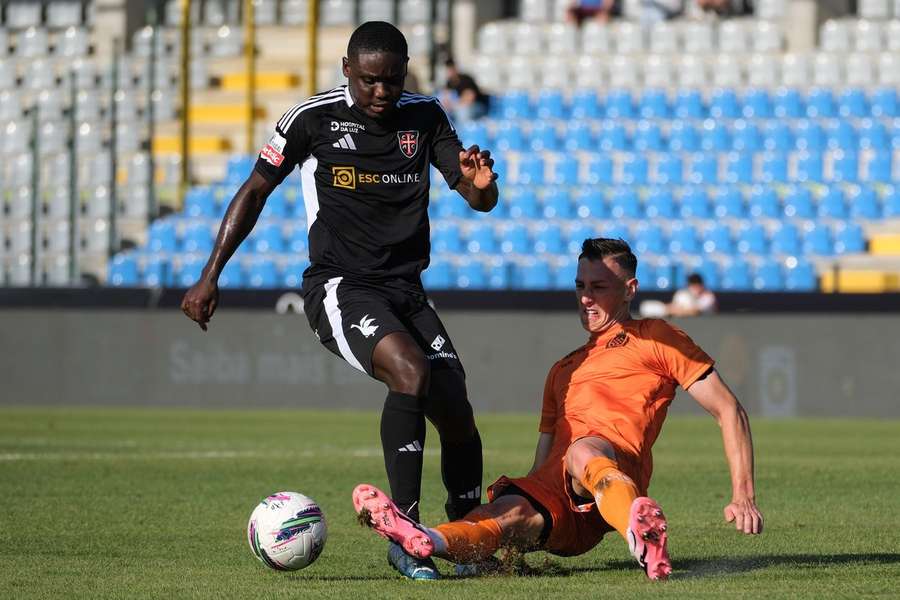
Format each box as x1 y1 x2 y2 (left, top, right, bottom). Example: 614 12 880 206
147 220 177 253
484 256 510 289
742 88 773 118
184 187 216 218
609 187 641 219
583 153 613 185
533 222 565 254
712 55 743 87
795 152 823 183
260 189 288 219
494 121 526 152
673 90 704 119
569 90 601 120
536 90 566 120
141 256 169 287
831 151 859 182
884 187 900 218
679 186 711 219
667 120 699 152
794 119 825 152
541 187 574 218
870 88 897 118
572 187 607 219
770 222 802 255
465 222 497 254
645 186 676 219
181 222 214 254
858 119 889 150
225 155 256 183
668 222 700 254
713 185 746 218
703 223 734 255
581 21 612 54
498 222 530 255
818 186 848 219
732 120 762 152
507 186 541 219
826 120 858 152
633 222 666 255
700 120 731 152
763 121 794 152
108 254 139 287
709 88 740 119
282 257 311 288
736 222 768 255
783 186 816 218
720 259 752 291
747 53 779 88
599 120 628 151
500 91 530 120
806 88 836 118
848 185 881 220
604 90 634 119
566 223 596 254
457 121 489 149
748 185 781 218
773 88 804 118
636 261 659 291
781 53 811 87
174 256 204 288
549 159 578 186
677 56 707 89
247 258 279 289
514 154 544 185
563 120 594 152
761 152 788 183
455 257 487 289
638 89 669 119
654 153 683 185
551 255 576 290
784 258 817 291
621 153 648 185
864 152 892 183
833 222 866 254
528 121 559 153
838 88 869 119
633 120 663 152
724 152 753 184
753 259 784 291
514 257 553 290
688 153 719 185
803 223 834 256
251 222 285 254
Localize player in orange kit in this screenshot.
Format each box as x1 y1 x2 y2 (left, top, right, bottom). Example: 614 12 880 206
353 238 763 580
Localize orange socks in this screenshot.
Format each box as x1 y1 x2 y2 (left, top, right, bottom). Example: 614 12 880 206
433 515 503 563
580 456 639 540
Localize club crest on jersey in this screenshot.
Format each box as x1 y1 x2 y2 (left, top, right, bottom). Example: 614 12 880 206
397 130 419 158
606 332 629 349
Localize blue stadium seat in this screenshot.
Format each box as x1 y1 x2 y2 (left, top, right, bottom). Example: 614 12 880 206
667 120 699 152
507 186 541 219
421 256 453 289
604 90 634 119
668 222 700 254
541 187 574 218
644 187 676 219
654 153 683 185
673 89 705 119
184 187 216 218
688 153 719 184
831 151 859 182
621 153 648 185
529 121 559 152
783 185 816 218
493 121 526 152
817 186 848 219
566 223 596 254
147 219 177 253
784 258 817 291
700 120 731 152
142 256 169 287
552 256 576 290
848 185 881 219
573 187 607 219
108 254 139 286
583 153 613 184
859 119 889 150
281 257 310 288
609 187 642 219
485 256 510 289
457 121 490 148
499 222 530 254
455 257 487 289
515 154 545 185
760 152 788 183
515 257 553 289
465 222 498 254
536 89 566 120
549 159 579 186
174 256 204 287
833 222 865 254
260 188 288 219
500 91 530 119
763 120 794 152
709 88 740 119
724 152 753 184
748 185 781 218
720 258 752 290
601 222 631 243
569 90 601 120
633 222 666 255
290 192 307 219
679 186 711 218
770 222 801 255
702 223 734 255
638 89 669 119
805 88 836 118
736 222 768 255
742 88 772 118
865 152 892 183
794 119 825 151
712 185 745 218
599 120 628 151
225 155 256 184
838 88 868 118
636 261 659 290
870 88 897 118
694 259 721 290
433 193 469 219
802 223 834 256
826 120 858 152
431 222 463 254
563 120 594 152
251 222 285 254
533 222 565 254
884 186 900 218
286 222 309 253
217 260 245 288
731 119 762 152
752 259 784 291
181 222 214 254
795 151 823 182
651 259 676 290
633 120 664 151
773 88 804 118
247 258 279 289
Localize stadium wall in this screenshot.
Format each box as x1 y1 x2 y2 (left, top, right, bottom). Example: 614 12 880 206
1 310 898 418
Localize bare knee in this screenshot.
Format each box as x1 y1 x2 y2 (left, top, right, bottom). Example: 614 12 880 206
565 437 617 486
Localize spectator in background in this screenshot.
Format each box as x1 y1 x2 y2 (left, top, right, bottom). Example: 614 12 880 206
566 0 615 25
442 58 489 123
621 0 751 22
667 273 718 317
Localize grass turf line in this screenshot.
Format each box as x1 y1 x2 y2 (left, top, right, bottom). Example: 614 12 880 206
0 409 899 599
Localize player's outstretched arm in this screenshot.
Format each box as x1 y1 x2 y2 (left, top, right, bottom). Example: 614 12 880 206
455 144 499 212
181 171 276 331
686 369 763 535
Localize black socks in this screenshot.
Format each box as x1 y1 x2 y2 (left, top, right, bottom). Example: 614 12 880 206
380 391 426 523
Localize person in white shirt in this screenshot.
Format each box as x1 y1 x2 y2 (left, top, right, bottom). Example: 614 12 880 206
667 273 718 317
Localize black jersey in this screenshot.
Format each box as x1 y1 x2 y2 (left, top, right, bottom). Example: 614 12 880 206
253 85 464 289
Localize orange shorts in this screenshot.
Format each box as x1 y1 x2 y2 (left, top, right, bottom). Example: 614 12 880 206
487 451 645 557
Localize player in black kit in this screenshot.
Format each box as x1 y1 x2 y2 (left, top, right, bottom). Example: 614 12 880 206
181 22 499 579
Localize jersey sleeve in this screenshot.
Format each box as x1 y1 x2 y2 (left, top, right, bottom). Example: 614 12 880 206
538 362 561 433
429 100 464 190
254 110 312 185
646 319 715 390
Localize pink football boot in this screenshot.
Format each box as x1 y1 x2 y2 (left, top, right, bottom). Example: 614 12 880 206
626 496 672 580
352 483 434 559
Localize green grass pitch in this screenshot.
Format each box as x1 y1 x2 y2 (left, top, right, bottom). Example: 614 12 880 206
1 408 898 599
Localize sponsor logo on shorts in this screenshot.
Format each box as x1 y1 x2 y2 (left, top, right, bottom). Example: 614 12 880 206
430 335 446 351
331 165 421 190
350 314 379 338
425 350 458 361
606 332 629 349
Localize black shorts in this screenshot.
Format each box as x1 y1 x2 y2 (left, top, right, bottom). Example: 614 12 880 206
302 275 465 378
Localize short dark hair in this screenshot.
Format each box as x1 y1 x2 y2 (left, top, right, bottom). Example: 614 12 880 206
687 273 704 285
578 238 637 277
347 21 408 59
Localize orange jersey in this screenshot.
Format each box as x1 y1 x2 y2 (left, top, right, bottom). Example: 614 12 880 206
537 318 714 492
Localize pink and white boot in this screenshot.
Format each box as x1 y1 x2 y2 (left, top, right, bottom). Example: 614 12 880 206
626 496 672 580
352 483 434 559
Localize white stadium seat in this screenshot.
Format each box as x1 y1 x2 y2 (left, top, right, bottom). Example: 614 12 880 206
55 26 89 57
820 20 852 53
37 90 64 121
858 0 892 19
712 55 744 87
280 0 308 25
44 254 73 286
82 218 111 254
755 0 786 19
681 21 714 54
41 154 71 186
677 55 707 88
7 186 33 219
845 53 876 86
546 23 578 55
780 53 811 87
573 55 605 89
511 22 543 55
121 186 150 218
44 221 72 254
608 55 639 89
16 26 50 58
643 55 673 89
85 185 111 218
520 0 551 22
813 53 843 86
649 21 678 54
854 20 884 52
76 122 103 155
75 90 102 121
506 55 539 90
209 26 243 58
45 186 72 219
718 20 749 53
747 53 780 87
47 1 84 27
613 21 644 54
404 24 431 56
879 52 900 85
9 221 33 255
1 120 31 155
360 0 393 22
0 90 23 121
6 2 42 28
7 155 33 187
0 28 9 57
580 21 611 54
25 59 59 90
399 0 430 25
540 56 572 89
478 22 507 55
0 61 14 88
8 253 34 286
320 0 354 25
471 55 501 91
752 20 783 53
887 20 900 52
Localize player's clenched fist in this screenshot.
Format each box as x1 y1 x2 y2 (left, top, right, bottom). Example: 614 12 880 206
181 278 219 332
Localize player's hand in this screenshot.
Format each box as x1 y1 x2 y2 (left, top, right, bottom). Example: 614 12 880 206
724 497 763 535
181 277 219 332
459 145 498 190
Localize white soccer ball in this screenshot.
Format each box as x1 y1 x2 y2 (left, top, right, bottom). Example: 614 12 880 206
247 491 327 571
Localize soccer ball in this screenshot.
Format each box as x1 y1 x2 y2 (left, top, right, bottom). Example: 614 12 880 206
247 491 327 571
